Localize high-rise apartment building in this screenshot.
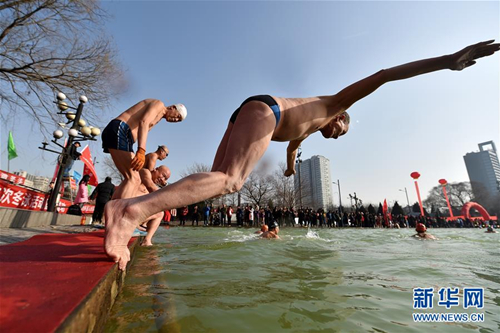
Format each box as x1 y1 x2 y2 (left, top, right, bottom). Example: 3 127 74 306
14 170 50 192
294 155 333 209
463 141 500 197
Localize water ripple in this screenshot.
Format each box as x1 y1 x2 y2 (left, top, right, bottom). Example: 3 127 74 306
105 228 500 333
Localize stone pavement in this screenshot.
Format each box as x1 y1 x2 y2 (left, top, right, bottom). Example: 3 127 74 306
0 224 103 245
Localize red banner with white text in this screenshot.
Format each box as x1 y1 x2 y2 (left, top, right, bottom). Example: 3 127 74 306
0 179 94 214
0 170 26 185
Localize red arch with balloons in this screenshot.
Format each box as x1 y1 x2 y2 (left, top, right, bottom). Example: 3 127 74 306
409 172 496 221
461 202 493 221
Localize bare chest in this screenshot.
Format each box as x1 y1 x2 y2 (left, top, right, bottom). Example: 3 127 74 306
272 97 330 141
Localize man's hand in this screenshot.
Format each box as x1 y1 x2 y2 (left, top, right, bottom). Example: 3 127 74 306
449 40 500 71
131 147 146 171
284 168 296 177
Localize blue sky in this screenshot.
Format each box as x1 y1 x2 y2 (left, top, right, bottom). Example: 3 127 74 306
1 1 499 207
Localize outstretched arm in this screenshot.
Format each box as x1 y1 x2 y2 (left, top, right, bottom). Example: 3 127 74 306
131 100 165 170
335 40 500 110
136 100 165 151
284 138 305 177
139 169 159 193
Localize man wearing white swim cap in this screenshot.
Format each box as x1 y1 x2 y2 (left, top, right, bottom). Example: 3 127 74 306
102 41 500 270
101 99 186 200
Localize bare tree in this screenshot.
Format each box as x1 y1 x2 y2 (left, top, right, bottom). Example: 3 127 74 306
180 162 217 206
424 181 473 212
0 0 125 132
102 155 122 183
179 162 211 178
271 161 295 208
241 171 273 208
225 192 239 207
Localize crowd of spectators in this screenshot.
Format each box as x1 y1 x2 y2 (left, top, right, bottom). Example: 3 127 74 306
174 204 497 229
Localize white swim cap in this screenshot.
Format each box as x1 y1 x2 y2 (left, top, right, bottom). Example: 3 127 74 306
174 104 187 120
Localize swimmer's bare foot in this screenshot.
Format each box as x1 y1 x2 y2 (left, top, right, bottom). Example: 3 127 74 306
104 199 140 270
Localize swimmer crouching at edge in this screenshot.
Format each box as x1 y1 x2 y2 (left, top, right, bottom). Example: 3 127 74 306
413 223 438 240
104 40 499 270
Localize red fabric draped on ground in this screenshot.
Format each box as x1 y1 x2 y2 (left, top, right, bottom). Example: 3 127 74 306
0 231 127 332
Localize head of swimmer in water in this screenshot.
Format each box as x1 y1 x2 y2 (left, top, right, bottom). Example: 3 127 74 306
320 112 350 140
269 222 279 234
164 104 187 123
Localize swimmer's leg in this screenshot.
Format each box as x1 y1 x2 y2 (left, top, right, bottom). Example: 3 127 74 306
104 102 275 270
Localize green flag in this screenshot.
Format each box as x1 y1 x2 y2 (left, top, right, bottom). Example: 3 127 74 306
8 131 18 160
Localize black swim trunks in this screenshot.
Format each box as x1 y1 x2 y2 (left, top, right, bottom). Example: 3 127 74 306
101 119 135 153
230 95 281 127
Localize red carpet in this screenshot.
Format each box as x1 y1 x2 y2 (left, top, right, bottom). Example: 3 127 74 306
0 231 132 332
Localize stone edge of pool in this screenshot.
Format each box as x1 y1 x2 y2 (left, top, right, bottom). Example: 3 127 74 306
0 228 141 333
56 237 140 333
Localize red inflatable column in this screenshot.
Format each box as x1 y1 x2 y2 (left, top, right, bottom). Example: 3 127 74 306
439 179 454 218
411 172 425 217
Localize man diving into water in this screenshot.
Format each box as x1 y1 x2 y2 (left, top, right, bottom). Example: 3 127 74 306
104 40 500 270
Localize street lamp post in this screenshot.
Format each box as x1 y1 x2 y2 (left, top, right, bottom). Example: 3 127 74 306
296 147 303 207
332 180 342 214
399 187 410 214
40 93 100 212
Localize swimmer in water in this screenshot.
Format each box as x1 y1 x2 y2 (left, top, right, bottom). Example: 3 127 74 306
261 222 280 239
413 223 437 240
485 226 497 233
255 224 268 234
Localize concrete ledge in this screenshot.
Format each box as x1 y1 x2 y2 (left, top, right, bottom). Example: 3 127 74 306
0 230 141 332
0 207 82 228
57 239 140 333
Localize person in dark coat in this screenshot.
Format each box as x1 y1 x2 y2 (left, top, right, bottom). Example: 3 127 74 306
90 177 115 224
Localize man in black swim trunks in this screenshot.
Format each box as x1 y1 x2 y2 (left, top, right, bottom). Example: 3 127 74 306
103 41 500 270
101 100 186 200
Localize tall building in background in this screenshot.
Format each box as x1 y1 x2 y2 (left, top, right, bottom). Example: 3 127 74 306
14 170 50 192
294 155 333 209
463 141 500 197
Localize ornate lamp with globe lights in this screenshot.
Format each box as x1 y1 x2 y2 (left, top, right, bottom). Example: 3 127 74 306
38 93 100 212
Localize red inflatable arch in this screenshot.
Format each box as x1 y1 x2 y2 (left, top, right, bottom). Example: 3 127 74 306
461 202 491 220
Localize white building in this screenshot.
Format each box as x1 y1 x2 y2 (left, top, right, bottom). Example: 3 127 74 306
294 155 333 209
32 176 51 192
463 141 500 197
14 170 51 192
